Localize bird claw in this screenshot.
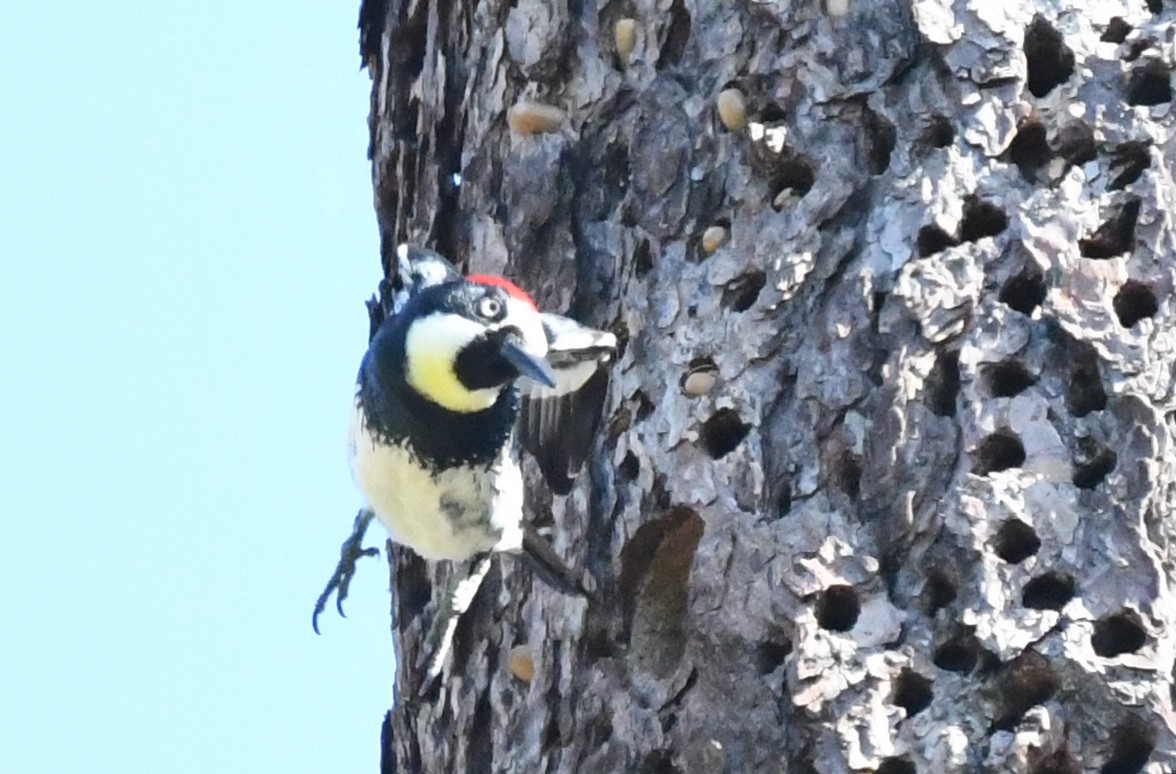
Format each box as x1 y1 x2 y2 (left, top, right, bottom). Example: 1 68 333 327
313 509 380 634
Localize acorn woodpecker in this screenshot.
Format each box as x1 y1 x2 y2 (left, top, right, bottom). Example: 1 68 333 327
314 245 616 683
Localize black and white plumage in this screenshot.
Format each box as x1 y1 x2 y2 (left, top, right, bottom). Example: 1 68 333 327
314 245 616 669
520 314 617 494
351 245 615 558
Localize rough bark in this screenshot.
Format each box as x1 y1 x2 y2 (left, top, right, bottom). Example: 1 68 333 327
359 0 1176 771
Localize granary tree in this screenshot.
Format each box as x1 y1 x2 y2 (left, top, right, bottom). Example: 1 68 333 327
351 0 1176 770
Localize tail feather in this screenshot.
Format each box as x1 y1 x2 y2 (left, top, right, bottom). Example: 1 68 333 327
520 525 594 599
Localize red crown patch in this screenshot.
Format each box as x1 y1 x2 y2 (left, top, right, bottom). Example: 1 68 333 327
467 274 538 310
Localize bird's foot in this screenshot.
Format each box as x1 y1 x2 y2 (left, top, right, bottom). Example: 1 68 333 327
415 553 493 697
312 509 380 634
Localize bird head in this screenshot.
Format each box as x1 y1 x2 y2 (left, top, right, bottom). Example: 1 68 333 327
398 275 556 413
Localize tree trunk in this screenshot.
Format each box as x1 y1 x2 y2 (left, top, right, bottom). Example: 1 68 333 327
360 0 1176 771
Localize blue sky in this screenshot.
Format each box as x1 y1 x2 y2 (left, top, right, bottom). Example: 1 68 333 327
1 3 395 771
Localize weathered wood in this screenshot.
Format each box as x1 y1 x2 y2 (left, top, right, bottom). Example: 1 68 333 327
360 0 1176 770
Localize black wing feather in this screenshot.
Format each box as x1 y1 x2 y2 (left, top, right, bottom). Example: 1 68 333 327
519 315 616 494
520 366 612 494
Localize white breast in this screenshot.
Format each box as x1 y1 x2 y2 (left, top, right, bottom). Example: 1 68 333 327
347 401 525 561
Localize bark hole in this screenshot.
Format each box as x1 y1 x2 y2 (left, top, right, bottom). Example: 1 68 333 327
994 519 1041 564
892 668 933 717
1092 610 1147 657
1100 714 1156 774
722 270 767 312
864 108 897 175
1079 198 1140 258
657 0 690 69
1101 18 1132 44
1024 16 1075 98
623 507 704 677
926 349 961 417
1030 749 1082 774
992 652 1060 731
1108 141 1150 190
875 758 916 774
933 628 980 673
770 159 816 210
1126 60 1171 106
395 552 434 623
1022 572 1076 610
1123 39 1150 64
1006 121 1050 181
776 480 793 518
924 568 958 614
777 158 816 195
1001 268 1048 315
920 115 955 150
619 450 641 482
633 389 656 421
700 408 750 458
972 432 1026 476
637 750 683 774
1072 439 1117 490
1056 122 1096 167
837 451 862 499
757 638 792 674
816 584 861 631
756 101 788 123
917 225 959 257
1113 280 1158 327
960 196 1009 243
634 238 655 279
984 360 1036 398
1063 341 1107 417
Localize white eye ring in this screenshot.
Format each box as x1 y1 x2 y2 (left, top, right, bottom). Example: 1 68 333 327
477 297 502 319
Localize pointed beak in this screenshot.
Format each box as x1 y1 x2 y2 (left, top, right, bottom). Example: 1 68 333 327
499 335 556 388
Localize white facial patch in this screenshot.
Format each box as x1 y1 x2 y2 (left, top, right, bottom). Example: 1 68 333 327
403 295 551 413
405 312 503 412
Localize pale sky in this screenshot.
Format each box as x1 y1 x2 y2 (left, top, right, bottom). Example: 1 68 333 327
1 3 397 771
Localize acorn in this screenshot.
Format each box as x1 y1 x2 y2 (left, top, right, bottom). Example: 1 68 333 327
773 187 801 210
615 18 637 63
701 225 729 254
509 646 535 683
717 88 747 131
682 359 719 396
507 102 565 135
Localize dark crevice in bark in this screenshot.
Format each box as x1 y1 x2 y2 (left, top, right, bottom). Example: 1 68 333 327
467 691 494 774
991 652 1060 732
359 0 388 65
1100 714 1156 774
1108 141 1150 190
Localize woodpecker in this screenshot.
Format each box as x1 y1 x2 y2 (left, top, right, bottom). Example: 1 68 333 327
314 245 616 683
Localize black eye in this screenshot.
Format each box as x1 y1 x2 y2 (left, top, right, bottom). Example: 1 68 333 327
477 297 502 319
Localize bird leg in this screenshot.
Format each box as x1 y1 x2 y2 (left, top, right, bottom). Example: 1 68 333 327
417 553 493 696
312 508 381 634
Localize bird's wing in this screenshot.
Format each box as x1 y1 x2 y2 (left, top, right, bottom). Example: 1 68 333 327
367 245 462 341
394 245 462 300
518 313 617 494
